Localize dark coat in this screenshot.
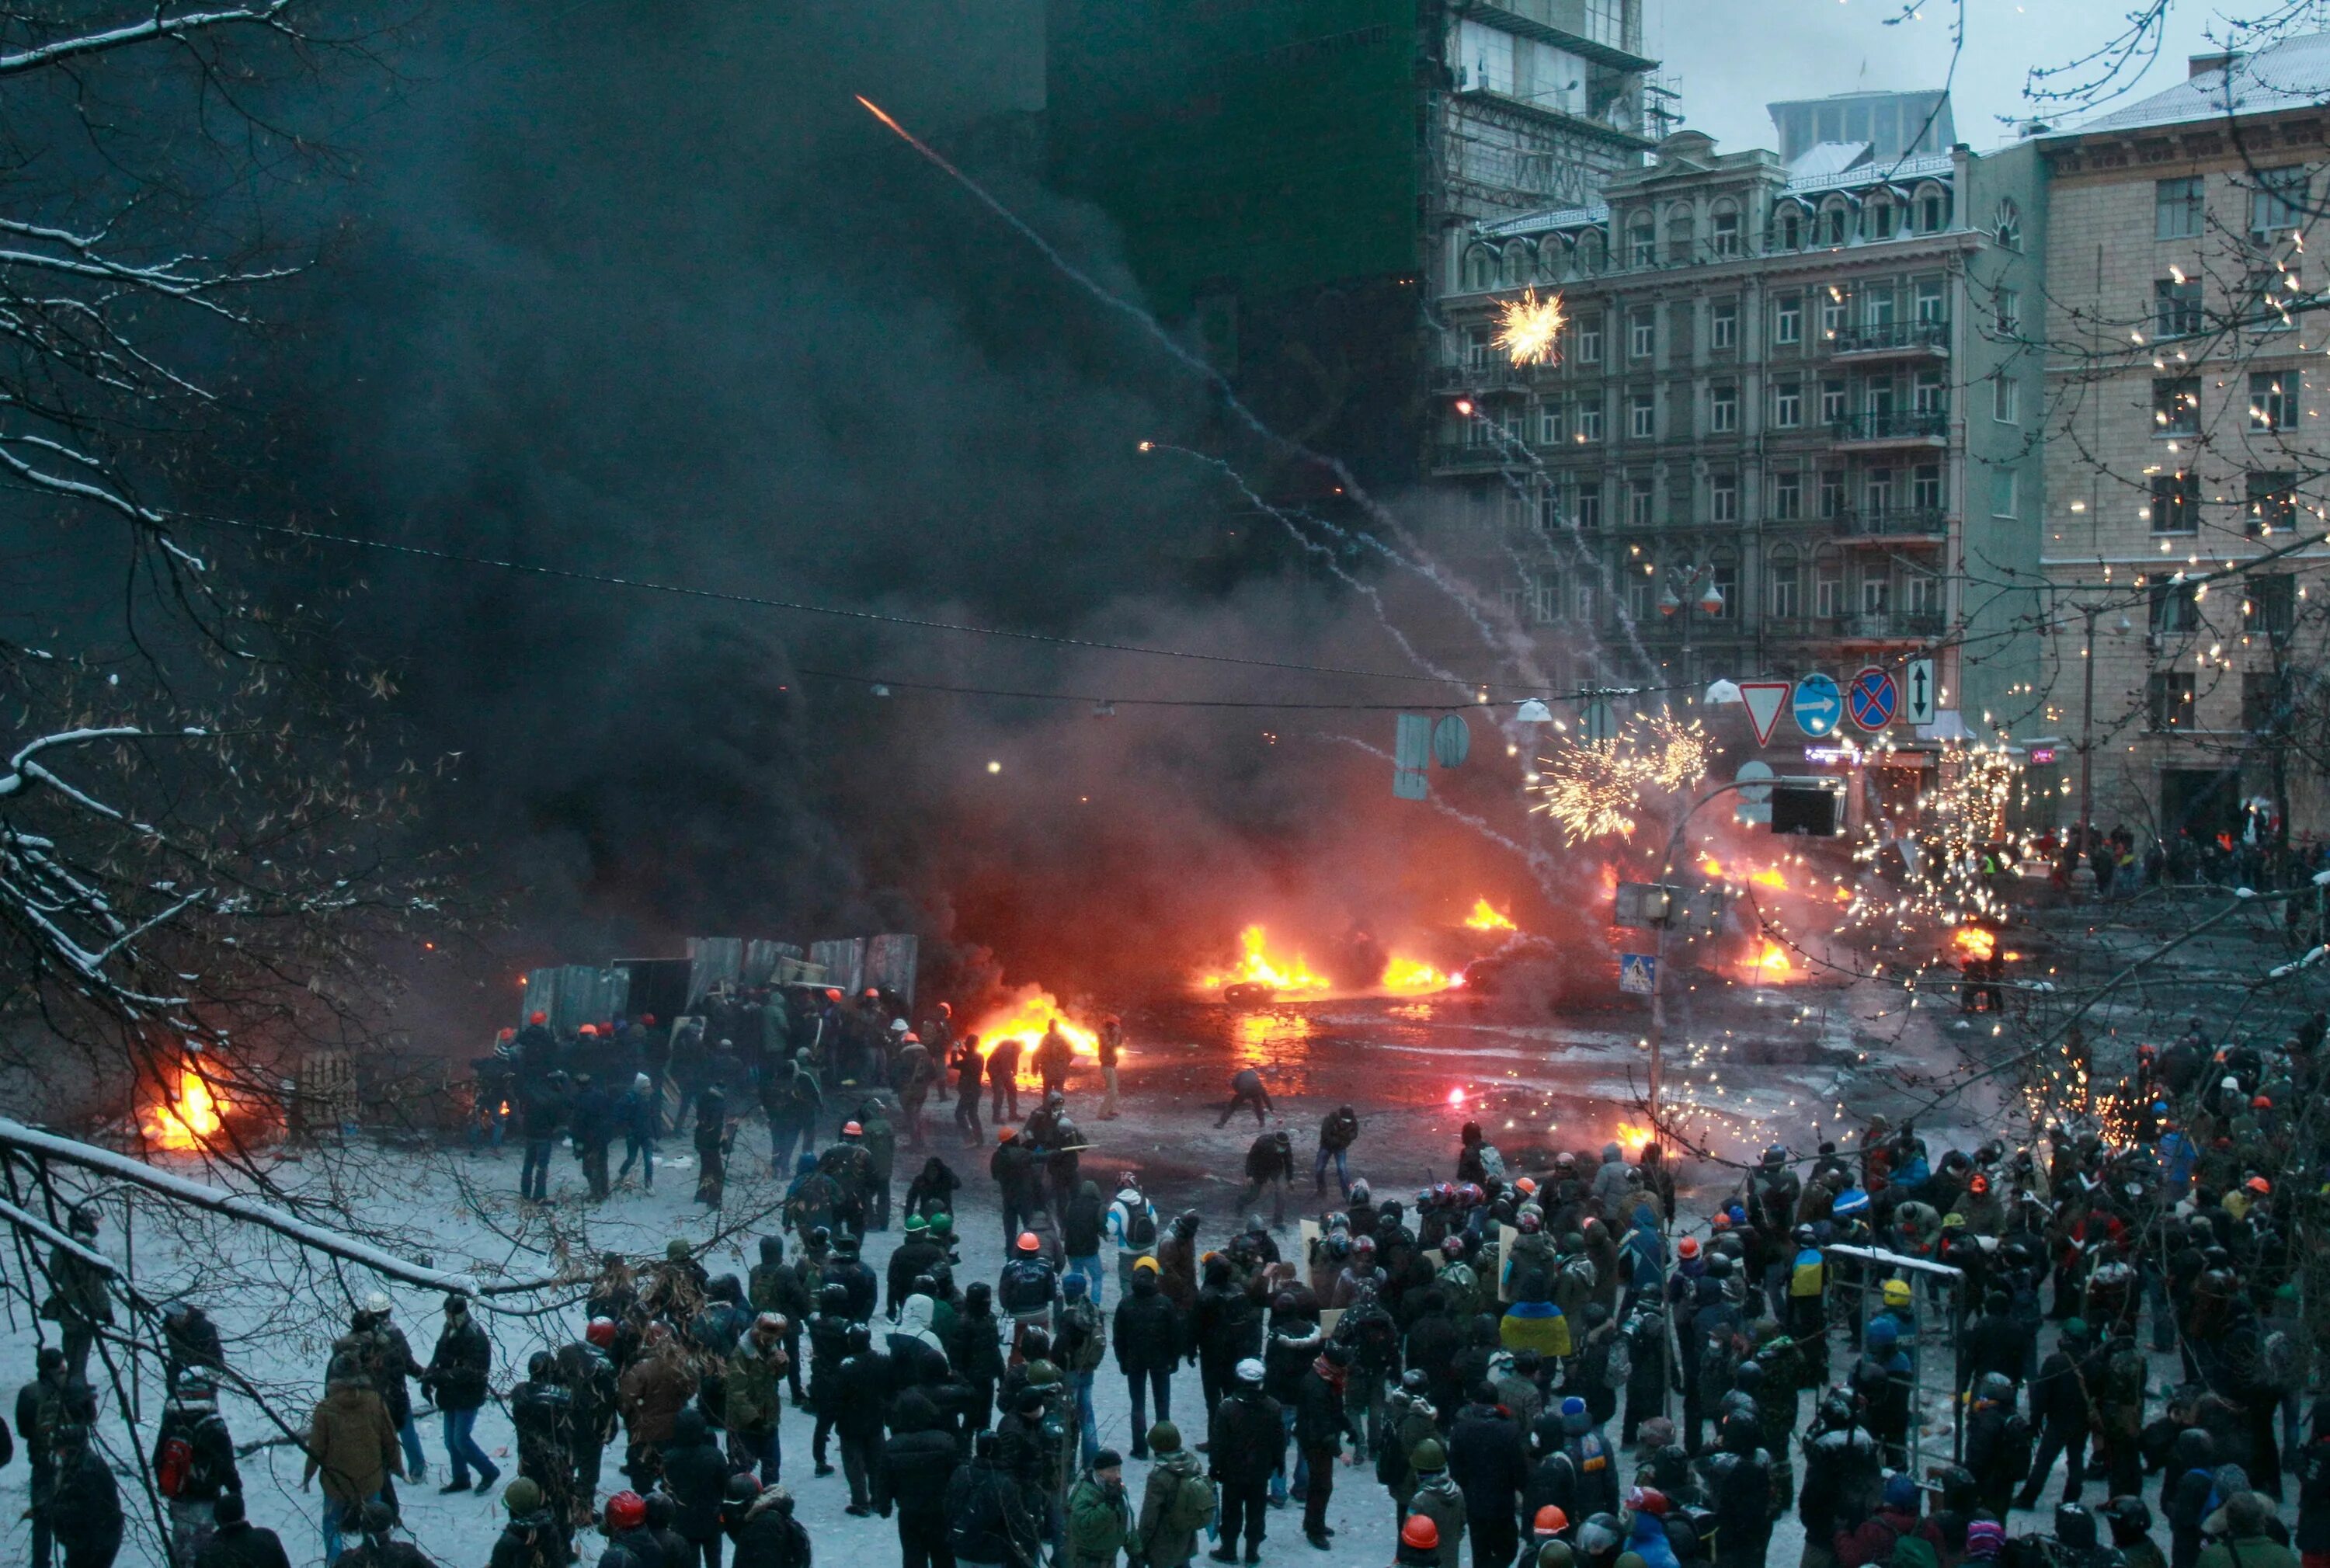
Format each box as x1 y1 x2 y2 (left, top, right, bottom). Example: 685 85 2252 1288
659 1410 732 1541
876 1397 961 1521
1207 1389 1285 1486
1112 1275 1184 1375
423 1316 492 1412
196 1521 294 1568
1446 1403 1529 1538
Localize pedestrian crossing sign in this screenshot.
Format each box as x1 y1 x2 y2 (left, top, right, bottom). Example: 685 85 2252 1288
1619 953 1657 995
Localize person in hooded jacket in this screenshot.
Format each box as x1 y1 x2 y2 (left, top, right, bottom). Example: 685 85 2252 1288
727 1312 791 1483
642 1493 692 1568
1137 1420 1214 1568
487 1479 567 1568
1264 1298 1326 1506
1193 1257 1265 1416
660 1408 731 1568
193 1494 290 1568
2165 1429 2220 1568
1702 1410 1773 1568
949 1282 1009 1435
1295 1341 1358 1549
1406 1438 1470 1568
1112 1257 1181 1455
948 1431 1038 1568
153 1374 239 1568
727 1481 813 1568
1962 1371 2033 1519
878 1389 962 1568
1448 1382 1529 1568
1208 1359 1284 1565
835 1324 893 1514
889 1217 951 1321
509 1351 575 1531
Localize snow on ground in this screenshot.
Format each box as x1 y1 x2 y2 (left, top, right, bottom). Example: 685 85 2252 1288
0 1104 2281 1568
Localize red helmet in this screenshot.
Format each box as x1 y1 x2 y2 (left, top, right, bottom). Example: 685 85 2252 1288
1017 1231 1042 1253
497 1027 515 1042
605 1491 647 1531
1534 1505 1568 1536
641 1014 656 1027
1677 1236 1702 1260
1402 1516 1441 1550
579 1024 598 1036
529 1010 547 1025
842 1121 864 1138
1626 1486 1671 1516
938 1002 953 1016
2247 1175 2272 1194
826 989 843 1002
862 988 879 999
586 1317 617 1349
1968 1173 1989 1194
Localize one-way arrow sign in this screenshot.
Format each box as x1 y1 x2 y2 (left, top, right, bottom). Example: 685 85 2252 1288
1739 681 1792 747
1905 658 1936 726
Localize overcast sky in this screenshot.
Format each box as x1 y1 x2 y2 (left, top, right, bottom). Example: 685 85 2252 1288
1650 0 2242 151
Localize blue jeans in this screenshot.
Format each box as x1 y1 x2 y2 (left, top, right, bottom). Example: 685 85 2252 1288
443 1406 499 1489
1066 1253 1105 1306
1070 1370 1099 1468
1313 1146 1349 1196
397 1412 426 1478
732 1424 781 1485
1273 1408 1299 1503
322 1490 378 1564
619 1135 656 1187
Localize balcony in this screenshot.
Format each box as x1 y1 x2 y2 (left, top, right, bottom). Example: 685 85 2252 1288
1434 441 1535 471
1834 507 1951 544
1831 319 1950 360
1433 360 1539 393
1841 612 1946 643
1829 409 1949 449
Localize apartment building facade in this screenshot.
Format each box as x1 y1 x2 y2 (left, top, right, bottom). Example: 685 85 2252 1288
2036 36 2330 844
1431 127 2048 777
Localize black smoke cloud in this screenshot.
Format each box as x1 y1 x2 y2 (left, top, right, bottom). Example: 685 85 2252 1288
208 0 1583 1020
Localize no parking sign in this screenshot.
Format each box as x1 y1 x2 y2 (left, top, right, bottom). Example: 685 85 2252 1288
1848 666 1898 732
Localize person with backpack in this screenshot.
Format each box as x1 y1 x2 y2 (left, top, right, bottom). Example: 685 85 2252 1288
1963 1372 2033 1518
1067 1449 1135 1568
1138 1421 1215 1568
1404 1438 1469 1568
876 1389 962 1568
948 1430 1039 1568
154 1375 241 1568
486 1478 566 1568
1106 1176 1160 1296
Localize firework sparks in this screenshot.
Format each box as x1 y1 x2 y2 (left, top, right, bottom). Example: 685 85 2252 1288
1638 714 1712 793
1492 289 1567 367
1533 739 1641 843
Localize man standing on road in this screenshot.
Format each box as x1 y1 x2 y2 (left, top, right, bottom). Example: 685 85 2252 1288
1315 1105 1359 1199
1239 1123 1295 1230
1097 1017 1125 1120
989 1035 1025 1124
1207 1359 1284 1566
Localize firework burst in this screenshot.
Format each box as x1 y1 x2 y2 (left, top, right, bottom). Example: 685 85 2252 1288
1493 289 1567 367
1531 713 1713 843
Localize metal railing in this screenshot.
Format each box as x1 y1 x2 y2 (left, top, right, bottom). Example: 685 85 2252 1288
1831 318 1950 354
1836 506 1951 538
1830 409 1949 442
1845 611 1946 639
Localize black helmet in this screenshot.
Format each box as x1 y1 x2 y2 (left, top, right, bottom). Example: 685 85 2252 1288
808 1225 833 1250
1705 1253 1735 1279
1762 1145 1786 1167
2054 1504 2097 1552
2102 1497 2152 1535
1720 1411 1758 1452
819 1282 849 1311
1732 1360 1765 1392
527 1351 555 1380
1977 1372 2015 1405
1793 1224 1817 1246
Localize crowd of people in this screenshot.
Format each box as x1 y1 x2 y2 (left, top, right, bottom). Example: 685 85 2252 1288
2 1000 2321 1568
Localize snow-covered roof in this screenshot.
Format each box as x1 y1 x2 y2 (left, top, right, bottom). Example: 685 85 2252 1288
2063 30 2330 136
1481 203 1607 238
1789 141 1873 179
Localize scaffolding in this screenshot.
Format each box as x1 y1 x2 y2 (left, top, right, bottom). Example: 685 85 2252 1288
1824 1243 1967 1478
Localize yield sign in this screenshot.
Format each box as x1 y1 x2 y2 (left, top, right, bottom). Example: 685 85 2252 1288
1738 682 1792 746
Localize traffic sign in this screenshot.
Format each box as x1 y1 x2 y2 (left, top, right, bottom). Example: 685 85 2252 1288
1905 658 1936 725
1848 666 1899 732
1431 713 1471 768
1739 682 1792 746
1619 953 1657 995
1582 700 1617 742
1393 714 1429 800
1792 673 1841 738
1734 760 1775 825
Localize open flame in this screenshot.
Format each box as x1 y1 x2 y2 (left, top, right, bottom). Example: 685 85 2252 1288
1746 940 1795 981
969 985 1099 1082
1615 1120 1654 1153
144 1062 227 1151
1461 898 1518 932
1701 857 1789 892
1198 926 1332 995
1381 957 1462 995
1953 927 1998 962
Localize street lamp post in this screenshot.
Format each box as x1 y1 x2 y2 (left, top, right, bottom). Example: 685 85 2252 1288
1658 564 1726 691
1643 776 1764 1133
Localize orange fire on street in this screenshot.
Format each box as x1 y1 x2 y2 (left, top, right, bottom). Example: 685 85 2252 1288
969 984 1101 1086
1198 927 1332 995
1953 927 1998 962
1462 898 1518 932
144 1062 227 1151
1615 1120 1655 1153
1381 957 1462 995
1745 940 1795 980
1702 856 1789 892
